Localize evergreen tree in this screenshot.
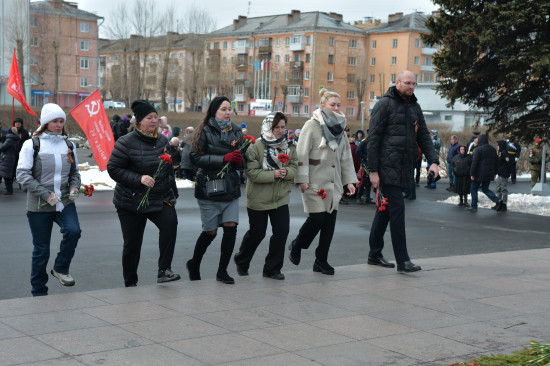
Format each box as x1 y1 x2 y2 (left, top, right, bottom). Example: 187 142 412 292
423 0 550 142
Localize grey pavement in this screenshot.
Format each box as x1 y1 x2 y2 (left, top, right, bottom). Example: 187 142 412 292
1 248 549 365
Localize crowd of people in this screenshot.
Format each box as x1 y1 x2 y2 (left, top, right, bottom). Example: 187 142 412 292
4 69 548 296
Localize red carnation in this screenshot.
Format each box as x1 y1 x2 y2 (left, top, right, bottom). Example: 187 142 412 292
278 153 290 165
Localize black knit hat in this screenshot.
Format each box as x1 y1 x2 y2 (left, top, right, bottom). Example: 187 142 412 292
14 117 23 124
131 100 157 124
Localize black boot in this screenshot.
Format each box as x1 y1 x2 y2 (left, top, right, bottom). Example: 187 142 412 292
365 189 372 204
458 195 464 207
492 200 502 211
497 202 507 212
356 186 364 204
217 226 237 284
187 231 216 281
463 197 469 207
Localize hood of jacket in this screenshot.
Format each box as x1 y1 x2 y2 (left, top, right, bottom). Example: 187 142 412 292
477 134 489 145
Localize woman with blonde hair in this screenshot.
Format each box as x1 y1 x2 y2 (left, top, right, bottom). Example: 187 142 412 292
16 103 82 296
288 89 357 275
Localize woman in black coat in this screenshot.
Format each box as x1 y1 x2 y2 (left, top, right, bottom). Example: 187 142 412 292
451 145 472 207
186 96 244 284
107 100 180 287
0 127 20 195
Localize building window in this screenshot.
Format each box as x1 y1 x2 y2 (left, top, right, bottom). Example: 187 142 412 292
80 22 89 32
30 55 38 66
328 54 334 64
390 73 396 83
249 40 254 48
238 104 244 112
285 37 290 46
369 91 374 99
276 38 280 46
285 71 289 80
275 55 279 64
348 56 357 66
421 72 434 82
234 84 244 95
414 56 420 65
288 86 301 96
346 90 355 99
415 38 421 48
304 87 309 97
305 53 310 62
294 53 301 62
291 105 299 114
370 57 375 66
444 115 453 121
80 58 89 69
304 70 310 80
391 56 397 65
370 74 375 83
223 41 227 49
306 35 311 45
80 41 89 51
346 107 355 116
80 77 89 87
349 39 357 48
329 37 335 46
249 55 253 64
238 72 245 80
274 72 279 81
328 72 333 81
31 37 39 47
347 73 355 83
371 40 376 49
30 17 38 27
304 105 309 114
284 54 290 63
231 73 235 81
392 39 398 48
424 57 432 66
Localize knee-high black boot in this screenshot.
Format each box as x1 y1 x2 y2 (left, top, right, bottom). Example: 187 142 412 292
217 226 237 284
186 231 216 281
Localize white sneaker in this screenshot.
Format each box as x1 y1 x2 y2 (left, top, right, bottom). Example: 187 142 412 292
51 269 75 286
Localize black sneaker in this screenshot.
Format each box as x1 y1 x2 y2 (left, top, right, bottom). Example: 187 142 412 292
157 268 181 283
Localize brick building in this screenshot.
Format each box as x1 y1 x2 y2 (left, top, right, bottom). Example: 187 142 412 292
29 0 102 108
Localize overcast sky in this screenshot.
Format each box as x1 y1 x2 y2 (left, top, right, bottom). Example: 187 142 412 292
52 0 439 37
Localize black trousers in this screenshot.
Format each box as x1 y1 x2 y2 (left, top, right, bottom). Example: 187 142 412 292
0 177 13 193
414 159 422 184
369 185 410 263
235 205 289 275
293 210 338 263
117 204 178 286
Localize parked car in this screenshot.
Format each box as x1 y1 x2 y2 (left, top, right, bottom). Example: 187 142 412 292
103 100 126 109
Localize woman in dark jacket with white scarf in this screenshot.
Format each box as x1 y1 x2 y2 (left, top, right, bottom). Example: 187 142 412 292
288 89 357 275
107 99 180 287
187 96 245 284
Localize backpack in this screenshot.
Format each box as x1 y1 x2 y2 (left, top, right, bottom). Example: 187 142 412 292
32 137 74 164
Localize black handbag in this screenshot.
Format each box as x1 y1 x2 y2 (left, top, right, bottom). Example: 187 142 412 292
205 175 228 198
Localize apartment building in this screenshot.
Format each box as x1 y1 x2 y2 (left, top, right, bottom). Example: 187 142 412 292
207 10 367 118
100 33 202 112
29 0 102 108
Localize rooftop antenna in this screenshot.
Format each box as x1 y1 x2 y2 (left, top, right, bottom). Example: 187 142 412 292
247 1 251 17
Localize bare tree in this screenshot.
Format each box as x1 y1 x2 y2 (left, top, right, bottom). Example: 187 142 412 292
354 57 368 120
158 3 178 111
5 0 30 96
181 4 216 111
278 83 288 113
103 3 132 105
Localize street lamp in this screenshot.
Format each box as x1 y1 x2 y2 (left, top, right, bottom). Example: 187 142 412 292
360 101 367 132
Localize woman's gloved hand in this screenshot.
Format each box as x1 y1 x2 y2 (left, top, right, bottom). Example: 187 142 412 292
223 150 243 166
69 188 80 201
47 193 61 206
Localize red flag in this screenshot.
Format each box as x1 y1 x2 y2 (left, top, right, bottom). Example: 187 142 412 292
69 89 114 171
8 49 37 117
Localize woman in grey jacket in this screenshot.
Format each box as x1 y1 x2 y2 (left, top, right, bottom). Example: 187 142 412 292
288 89 357 275
16 103 81 296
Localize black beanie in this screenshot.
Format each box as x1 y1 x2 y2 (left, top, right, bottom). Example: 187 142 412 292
14 117 23 124
131 99 157 123
209 96 230 115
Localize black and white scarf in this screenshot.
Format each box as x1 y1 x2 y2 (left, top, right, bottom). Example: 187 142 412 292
259 113 291 170
313 108 346 151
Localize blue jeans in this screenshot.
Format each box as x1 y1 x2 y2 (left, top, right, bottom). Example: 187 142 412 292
448 167 455 186
470 180 498 209
27 203 81 296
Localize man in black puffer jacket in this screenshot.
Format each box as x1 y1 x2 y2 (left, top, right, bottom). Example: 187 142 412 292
107 99 180 287
469 134 499 212
367 70 439 273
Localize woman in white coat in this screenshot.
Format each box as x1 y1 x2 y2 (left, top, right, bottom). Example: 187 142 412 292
288 89 357 275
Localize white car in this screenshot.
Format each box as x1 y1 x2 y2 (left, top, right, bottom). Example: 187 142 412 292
103 100 126 109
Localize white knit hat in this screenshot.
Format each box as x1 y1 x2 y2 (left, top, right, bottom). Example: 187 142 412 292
40 103 66 126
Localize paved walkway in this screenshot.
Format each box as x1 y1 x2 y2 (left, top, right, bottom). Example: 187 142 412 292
1 248 549 366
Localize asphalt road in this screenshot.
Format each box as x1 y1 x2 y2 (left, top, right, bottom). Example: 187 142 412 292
0 176 548 300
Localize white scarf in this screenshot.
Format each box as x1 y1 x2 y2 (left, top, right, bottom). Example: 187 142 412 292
312 108 346 151
259 113 290 170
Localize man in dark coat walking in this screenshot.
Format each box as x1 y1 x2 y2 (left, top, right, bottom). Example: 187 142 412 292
469 134 499 212
367 70 440 273
0 127 20 194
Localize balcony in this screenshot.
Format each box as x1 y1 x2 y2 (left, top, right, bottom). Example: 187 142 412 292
257 38 272 53
290 61 304 69
234 94 246 102
287 95 302 103
421 65 435 72
208 48 220 55
236 61 248 70
289 35 305 51
421 47 437 56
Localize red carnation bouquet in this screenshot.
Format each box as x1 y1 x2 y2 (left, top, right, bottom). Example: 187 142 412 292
138 153 172 210
274 153 291 208
217 134 256 177
38 184 95 208
376 188 388 211
309 187 327 200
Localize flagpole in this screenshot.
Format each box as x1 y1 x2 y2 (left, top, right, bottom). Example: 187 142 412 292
12 97 15 126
